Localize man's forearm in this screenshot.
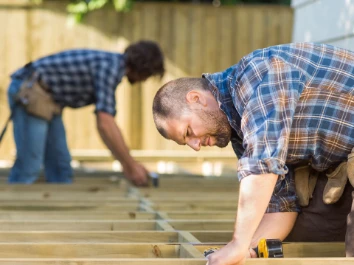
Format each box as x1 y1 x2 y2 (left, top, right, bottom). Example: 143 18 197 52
232 173 278 251
96 112 135 168
251 212 298 248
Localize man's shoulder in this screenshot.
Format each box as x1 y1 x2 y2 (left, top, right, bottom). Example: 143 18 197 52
49 48 121 56
35 49 122 64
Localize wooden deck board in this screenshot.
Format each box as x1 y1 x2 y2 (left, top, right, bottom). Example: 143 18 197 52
0 212 155 221
0 231 180 243
0 258 351 264
0 221 159 231
0 174 348 263
194 243 346 258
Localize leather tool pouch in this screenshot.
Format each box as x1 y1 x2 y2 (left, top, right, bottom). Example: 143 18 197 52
16 73 61 121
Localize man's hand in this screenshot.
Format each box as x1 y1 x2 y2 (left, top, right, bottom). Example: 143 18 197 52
96 111 149 187
122 160 149 186
206 240 247 265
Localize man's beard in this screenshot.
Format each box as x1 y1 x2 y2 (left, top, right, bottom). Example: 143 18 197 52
195 108 232 148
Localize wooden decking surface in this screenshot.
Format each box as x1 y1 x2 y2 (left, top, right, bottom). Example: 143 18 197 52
0 173 350 264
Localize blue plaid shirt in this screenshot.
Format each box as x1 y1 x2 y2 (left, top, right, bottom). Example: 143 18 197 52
11 49 126 116
203 43 354 213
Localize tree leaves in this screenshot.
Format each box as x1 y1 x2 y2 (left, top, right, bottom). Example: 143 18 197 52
32 0 290 23
65 0 133 22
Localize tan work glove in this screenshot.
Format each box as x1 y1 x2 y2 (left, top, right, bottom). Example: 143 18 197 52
294 165 318 207
348 148 354 187
323 162 348 204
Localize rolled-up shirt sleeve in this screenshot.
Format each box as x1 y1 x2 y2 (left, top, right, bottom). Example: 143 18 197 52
267 168 300 213
236 57 304 212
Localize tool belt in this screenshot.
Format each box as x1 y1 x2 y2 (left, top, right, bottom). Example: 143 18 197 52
16 73 61 121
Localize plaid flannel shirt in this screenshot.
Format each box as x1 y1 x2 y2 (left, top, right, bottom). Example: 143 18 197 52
203 43 354 213
11 49 126 116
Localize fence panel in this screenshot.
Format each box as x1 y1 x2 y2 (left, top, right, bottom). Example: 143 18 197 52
0 2 293 160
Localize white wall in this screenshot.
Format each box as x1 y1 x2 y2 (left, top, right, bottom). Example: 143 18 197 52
292 0 354 50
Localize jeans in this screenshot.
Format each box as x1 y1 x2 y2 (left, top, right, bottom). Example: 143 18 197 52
7 78 72 183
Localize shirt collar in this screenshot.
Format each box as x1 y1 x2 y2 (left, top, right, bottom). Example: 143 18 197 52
202 71 243 138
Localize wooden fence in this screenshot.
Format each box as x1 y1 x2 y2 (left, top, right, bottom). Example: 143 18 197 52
0 0 293 160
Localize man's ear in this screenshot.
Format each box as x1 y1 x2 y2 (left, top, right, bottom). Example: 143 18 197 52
186 90 207 106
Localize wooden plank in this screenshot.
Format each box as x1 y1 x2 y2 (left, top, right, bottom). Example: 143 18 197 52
163 211 236 220
0 192 238 201
0 221 158 231
71 149 238 162
202 6 219 73
194 242 346 258
0 258 352 265
0 0 32 6
190 231 232 243
140 3 163 151
264 6 281 47
0 243 180 258
137 179 239 191
0 4 28 160
0 203 140 211
180 244 204 258
156 221 175 231
235 6 252 61
0 191 132 201
279 7 294 44
174 5 189 76
140 192 238 199
188 5 203 76
249 6 267 50
0 212 155 221
178 232 201 244
168 221 234 231
0 184 125 192
153 180 238 188
0 175 239 192
0 231 180 243
282 242 346 258
156 212 170 220
219 6 235 70
152 201 237 211
0 200 139 207
0 259 207 265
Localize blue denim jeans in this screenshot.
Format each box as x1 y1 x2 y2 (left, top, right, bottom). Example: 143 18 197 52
7 78 73 183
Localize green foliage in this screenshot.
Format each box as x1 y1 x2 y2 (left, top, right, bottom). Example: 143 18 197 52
32 0 290 22
66 0 133 22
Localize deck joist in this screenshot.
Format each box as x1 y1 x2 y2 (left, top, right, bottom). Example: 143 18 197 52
0 174 350 264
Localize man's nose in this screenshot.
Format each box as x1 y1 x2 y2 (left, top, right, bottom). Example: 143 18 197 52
186 138 201 151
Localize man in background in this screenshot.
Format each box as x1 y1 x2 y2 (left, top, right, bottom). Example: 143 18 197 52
8 40 164 185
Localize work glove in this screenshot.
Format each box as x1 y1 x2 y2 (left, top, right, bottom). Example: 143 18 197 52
347 148 354 187
323 161 348 204
294 165 318 207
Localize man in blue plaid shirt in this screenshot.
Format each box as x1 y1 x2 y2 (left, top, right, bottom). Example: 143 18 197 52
152 43 354 263
8 40 164 185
